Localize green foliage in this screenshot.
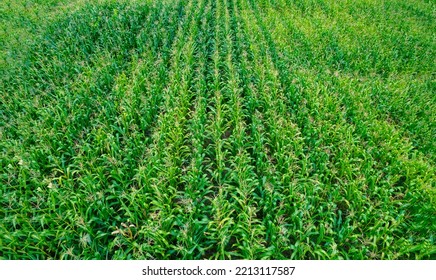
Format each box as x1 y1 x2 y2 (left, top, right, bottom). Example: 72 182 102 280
1 0 435 259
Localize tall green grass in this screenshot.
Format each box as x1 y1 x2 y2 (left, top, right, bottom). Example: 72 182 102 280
1 0 435 259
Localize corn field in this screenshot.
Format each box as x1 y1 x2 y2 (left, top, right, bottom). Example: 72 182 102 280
0 0 435 259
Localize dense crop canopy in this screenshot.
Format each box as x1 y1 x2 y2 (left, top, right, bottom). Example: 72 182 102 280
1 0 435 259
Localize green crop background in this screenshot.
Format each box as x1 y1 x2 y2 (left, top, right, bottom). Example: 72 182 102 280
1 0 435 259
